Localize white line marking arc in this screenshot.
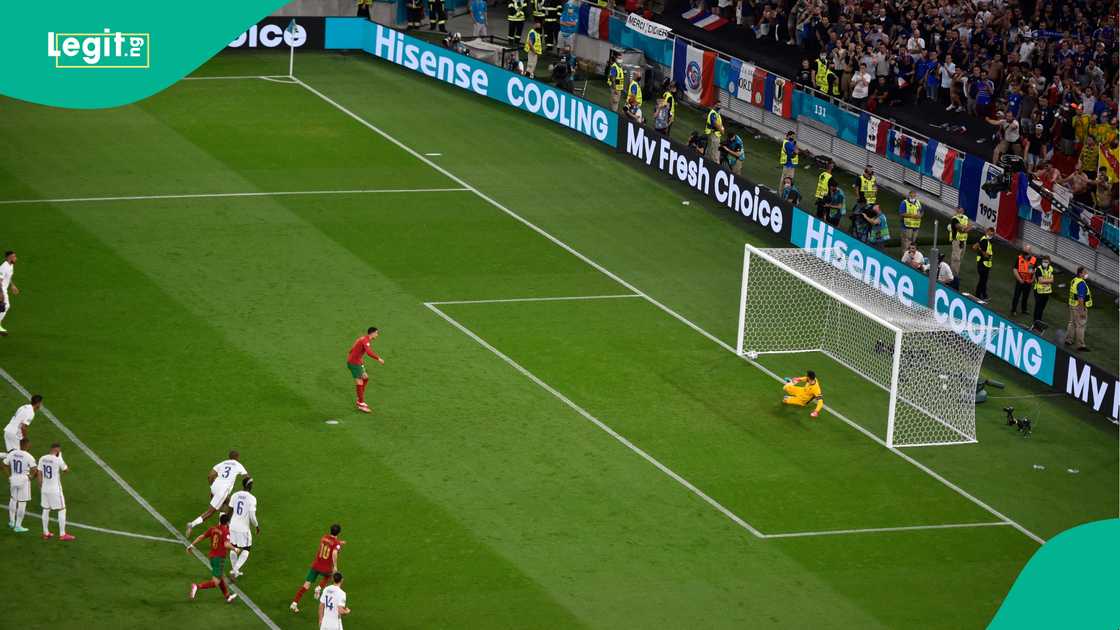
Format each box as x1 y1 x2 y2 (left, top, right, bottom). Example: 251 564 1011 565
294 75 1045 545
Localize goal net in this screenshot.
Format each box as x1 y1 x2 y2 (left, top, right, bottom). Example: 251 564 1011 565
735 246 986 447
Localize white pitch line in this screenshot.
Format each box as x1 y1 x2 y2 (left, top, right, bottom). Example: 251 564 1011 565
182 75 292 81
0 367 280 630
428 294 642 306
26 512 181 544
426 303 766 538
762 521 1012 540
294 76 1046 546
0 187 470 206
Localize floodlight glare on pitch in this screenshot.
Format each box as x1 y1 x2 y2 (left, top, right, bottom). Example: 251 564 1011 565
735 246 987 447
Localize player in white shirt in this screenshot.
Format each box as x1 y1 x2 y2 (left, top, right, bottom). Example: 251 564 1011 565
4 437 38 533
318 572 351 630
186 450 249 536
38 442 74 541
4 395 42 453
227 477 259 578
0 250 19 335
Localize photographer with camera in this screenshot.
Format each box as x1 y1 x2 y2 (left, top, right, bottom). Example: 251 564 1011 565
550 50 573 93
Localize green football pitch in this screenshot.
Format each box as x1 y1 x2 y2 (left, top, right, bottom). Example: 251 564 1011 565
1 49 1116 629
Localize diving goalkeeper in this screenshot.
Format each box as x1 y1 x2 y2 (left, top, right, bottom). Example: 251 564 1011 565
782 370 824 418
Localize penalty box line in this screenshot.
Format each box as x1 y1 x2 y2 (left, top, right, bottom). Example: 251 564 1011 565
0 188 470 206
427 301 1016 541
26 512 181 544
295 75 1045 547
426 302 768 539
0 366 281 630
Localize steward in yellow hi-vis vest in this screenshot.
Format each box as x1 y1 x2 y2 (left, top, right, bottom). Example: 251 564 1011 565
1065 267 1092 350
1030 256 1054 327
523 22 542 77
898 191 922 250
858 167 877 204
607 54 624 111
813 160 834 220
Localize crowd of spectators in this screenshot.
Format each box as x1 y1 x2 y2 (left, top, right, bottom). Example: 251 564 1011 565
713 0 1120 218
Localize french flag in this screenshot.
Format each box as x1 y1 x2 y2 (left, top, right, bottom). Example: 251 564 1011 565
672 39 717 106
858 112 890 154
925 140 959 184
579 5 611 40
681 7 729 31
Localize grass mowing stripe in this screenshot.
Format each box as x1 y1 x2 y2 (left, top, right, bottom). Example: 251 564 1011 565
425 302 768 539
0 366 281 630
0 187 470 205
762 521 1012 539
296 72 1047 547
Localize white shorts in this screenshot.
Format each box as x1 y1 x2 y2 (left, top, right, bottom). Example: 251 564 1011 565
41 490 65 510
3 429 20 452
229 528 252 548
319 620 343 630
209 485 234 510
10 479 30 502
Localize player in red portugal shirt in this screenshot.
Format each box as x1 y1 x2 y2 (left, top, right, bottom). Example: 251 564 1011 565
186 512 240 603
290 523 346 614
346 327 384 413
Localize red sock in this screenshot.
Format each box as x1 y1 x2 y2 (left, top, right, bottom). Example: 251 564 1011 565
319 575 332 589
293 585 308 603
197 581 215 590
357 380 368 403
219 580 229 597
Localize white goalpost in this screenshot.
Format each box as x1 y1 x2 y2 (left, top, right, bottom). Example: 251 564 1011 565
736 245 987 448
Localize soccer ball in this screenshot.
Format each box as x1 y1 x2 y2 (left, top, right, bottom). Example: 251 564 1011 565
746 351 759 360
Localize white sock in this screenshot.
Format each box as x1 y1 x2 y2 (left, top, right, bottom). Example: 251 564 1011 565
189 516 204 528
7 498 14 524
0 305 8 324
15 501 27 527
229 549 238 568
233 550 249 573
42 509 50 534
58 509 67 536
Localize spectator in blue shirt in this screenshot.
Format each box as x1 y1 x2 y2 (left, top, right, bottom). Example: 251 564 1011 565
975 70 995 119
469 0 488 37
558 0 579 51
914 52 937 103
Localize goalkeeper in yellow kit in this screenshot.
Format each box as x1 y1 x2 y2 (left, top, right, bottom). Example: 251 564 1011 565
782 370 824 418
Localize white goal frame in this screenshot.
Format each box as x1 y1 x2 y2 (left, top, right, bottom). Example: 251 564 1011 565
735 245 986 448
